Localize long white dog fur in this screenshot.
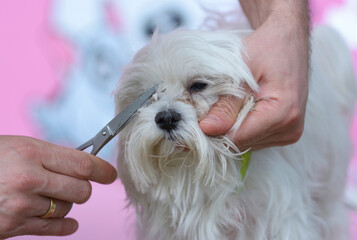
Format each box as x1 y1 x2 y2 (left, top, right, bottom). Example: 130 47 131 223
115 26 356 240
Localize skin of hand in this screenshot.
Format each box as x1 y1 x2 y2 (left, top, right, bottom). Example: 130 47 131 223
0 136 117 239
199 0 310 150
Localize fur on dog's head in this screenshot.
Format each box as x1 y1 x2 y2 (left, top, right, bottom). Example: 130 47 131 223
115 29 258 196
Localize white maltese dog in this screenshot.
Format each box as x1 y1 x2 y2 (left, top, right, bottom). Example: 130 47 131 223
115 26 355 240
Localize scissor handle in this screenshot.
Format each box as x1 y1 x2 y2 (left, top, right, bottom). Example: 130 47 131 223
76 125 113 155
76 139 95 154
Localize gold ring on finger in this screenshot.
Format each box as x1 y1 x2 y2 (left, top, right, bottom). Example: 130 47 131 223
40 198 56 219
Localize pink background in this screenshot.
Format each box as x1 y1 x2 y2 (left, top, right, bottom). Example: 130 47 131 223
0 0 356 239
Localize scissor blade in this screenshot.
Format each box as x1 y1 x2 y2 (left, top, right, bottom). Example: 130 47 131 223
76 84 158 156
107 84 158 136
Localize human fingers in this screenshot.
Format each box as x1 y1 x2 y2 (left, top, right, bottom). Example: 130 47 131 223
34 197 72 219
36 140 117 184
232 96 304 150
5 156 93 205
237 129 303 151
199 88 305 151
5 136 117 184
11 194 72 218
0 215 78 239
23 217 78 237
241 108 304 150
36 171 93 205
199 96 244 136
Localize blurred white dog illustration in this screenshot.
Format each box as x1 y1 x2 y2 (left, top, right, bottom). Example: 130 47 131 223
115 26 355 240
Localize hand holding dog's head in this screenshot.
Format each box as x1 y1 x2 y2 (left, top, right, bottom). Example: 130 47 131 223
115 30 257 193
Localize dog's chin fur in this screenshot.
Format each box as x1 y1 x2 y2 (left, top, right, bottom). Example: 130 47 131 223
115 27 355 240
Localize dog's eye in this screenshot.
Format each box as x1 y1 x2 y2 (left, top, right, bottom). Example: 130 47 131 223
189 82 208 92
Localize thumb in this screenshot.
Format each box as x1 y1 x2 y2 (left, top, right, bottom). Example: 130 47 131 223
199 96 243 136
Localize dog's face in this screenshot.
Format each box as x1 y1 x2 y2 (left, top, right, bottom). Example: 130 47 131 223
115 30 257 194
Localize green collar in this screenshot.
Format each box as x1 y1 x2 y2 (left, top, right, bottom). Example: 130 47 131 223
237 151 251 194
240 151 251 182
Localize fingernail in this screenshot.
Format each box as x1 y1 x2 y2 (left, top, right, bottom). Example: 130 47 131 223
201 114 220 125
199 119 218 127
70 219 79 233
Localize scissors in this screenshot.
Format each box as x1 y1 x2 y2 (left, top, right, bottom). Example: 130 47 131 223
76 84 158 155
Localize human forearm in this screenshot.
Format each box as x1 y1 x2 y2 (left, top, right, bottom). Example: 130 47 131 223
239 0 310 83
239 0 309 30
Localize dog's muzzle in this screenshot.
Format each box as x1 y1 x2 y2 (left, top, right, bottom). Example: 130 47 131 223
155 109 181 132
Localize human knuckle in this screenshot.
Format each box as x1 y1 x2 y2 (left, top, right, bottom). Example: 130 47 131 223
11 171 43 191
0 218 18 233
8 197 30 214
36 218 67 235
283 121 304 145
76 181 92 204
37 220 55 234
290 124 304 143
220 98 238 114
77 157 94 179
286 106 303 126
234 136 246 150
13 138 41 160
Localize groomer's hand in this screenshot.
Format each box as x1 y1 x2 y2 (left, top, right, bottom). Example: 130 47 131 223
0 135 117 239
200 0 310 150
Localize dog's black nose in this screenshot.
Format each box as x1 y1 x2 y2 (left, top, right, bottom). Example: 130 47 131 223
155 109 181 132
